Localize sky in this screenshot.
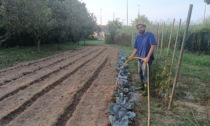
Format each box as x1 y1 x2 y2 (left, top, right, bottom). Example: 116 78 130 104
82 0 210 25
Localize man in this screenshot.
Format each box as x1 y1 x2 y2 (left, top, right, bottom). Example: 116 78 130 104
128 23 157 96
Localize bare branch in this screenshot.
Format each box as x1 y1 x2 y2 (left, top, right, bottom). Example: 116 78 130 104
0 32 11 47
0 32 10 39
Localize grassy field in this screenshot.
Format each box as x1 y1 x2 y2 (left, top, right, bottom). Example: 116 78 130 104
0 40 209 125
0 40 107 70
0 42 89 70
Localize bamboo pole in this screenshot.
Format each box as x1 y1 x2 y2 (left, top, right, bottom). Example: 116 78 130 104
163 19 175 66
147 63 150 126
162 19 176 75
167 19 182 103
159 22 165 60
153 25 156 34
166 19 175 58
171 19 182 70
131 32 134 47
168 4 193 110
156 23 160 54
160 19 175 103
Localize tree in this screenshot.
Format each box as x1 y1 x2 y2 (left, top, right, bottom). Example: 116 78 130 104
0 0 98 48
108 19 122 42
131 15 151 27
49 0 97 44
204 0 210 4
0 0 52 49
0 0 18 47
23 0 53 51
81 13 98 44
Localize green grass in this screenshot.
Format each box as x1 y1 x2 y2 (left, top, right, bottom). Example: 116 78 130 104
0 40 104 70
155 48 210 83
0 43 79 69
79 40 105 45
180 52 210 83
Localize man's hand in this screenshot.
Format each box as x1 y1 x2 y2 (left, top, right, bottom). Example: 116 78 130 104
143 45 155 63
143 57 149 63
128 56 134 61
128 49 137 61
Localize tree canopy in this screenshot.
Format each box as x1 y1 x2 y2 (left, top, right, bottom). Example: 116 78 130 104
131 15 151 27
107 19 122 42
204 0 210 4
0 0 98 48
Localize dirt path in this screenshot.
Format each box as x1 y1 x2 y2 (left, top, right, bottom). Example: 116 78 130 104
0 46 118 126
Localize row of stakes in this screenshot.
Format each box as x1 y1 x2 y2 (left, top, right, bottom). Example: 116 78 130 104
108 49 139 126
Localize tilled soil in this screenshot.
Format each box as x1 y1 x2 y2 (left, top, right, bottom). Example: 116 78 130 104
0 46 118 126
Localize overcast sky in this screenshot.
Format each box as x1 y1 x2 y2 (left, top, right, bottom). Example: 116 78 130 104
82 0 210 25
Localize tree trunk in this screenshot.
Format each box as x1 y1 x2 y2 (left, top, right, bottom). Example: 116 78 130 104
0 32 11 47
37 39 41 51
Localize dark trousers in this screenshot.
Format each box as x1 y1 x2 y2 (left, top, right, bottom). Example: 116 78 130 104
139 60 152 84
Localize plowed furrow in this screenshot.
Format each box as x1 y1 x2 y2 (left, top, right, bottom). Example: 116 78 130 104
0 48 107 126
5 50 108 126
66 48 118 126
0 48 99 101
0 47 82 74
54 58 108 126
0 47 91 86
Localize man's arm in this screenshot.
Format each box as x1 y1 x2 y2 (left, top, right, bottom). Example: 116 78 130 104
128 48 137 60
143 45 156 63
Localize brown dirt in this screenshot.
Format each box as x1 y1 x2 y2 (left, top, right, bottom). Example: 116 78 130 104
0 47 87 85
66 48 117 126
0 46 118 126
0 47 97 100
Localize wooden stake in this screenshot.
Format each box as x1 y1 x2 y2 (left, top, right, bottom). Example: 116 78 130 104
171 19 182 69
168 4 193 110
131 32 134 47
162 19 175 73
166 19 175 58
159 22 165 60
156 23 160 54
167 19 182 103
163 19 176 72
161 19 175 103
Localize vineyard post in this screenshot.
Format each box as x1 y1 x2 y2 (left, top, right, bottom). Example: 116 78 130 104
168 4 193 110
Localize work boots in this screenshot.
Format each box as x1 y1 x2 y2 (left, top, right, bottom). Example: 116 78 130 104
139 83 145 91
141 84 147 96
